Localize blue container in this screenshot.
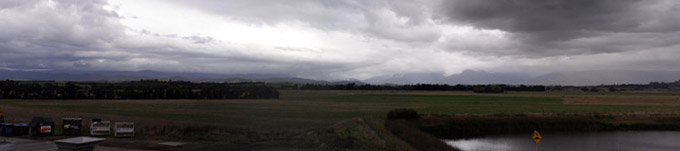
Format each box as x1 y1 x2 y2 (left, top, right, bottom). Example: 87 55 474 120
17 123 29 136
10 123 20 136
12 123 29 136
1 123 12 136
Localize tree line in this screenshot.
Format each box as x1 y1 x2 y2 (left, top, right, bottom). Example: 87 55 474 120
280 80 680 92
547 80 680 92
279 83 545 92
0 80 279 99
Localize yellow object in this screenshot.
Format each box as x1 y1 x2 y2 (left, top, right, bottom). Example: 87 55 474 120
532 130 542 144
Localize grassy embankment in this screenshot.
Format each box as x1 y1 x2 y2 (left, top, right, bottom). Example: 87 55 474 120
419 113 680 140
1 90 680 150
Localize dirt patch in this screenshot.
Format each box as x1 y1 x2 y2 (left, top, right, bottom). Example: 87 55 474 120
300 90 680 106
563 95 680 106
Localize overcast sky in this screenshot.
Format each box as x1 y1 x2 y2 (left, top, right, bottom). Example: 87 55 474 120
2 0 680 80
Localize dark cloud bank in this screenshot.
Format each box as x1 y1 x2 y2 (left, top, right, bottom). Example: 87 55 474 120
1 0 680 85
441 0 680 56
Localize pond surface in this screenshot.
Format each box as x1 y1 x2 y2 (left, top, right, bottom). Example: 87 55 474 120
445 131 680 151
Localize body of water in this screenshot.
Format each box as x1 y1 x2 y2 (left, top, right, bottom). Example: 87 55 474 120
445 131 680 151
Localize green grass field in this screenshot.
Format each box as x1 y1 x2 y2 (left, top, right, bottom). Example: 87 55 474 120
2 90 680 149
3 90 680 129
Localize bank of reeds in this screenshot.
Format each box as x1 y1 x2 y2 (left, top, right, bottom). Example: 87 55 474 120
419 113 680 139
385 108 460 151
385 120 460 151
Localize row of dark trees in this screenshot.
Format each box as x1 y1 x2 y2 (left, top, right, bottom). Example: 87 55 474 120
547 80 680 92
472 85 505 93
280 83 545 92
0 80 279 99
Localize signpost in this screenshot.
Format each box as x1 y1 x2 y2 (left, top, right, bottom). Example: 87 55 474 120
532 130 542 150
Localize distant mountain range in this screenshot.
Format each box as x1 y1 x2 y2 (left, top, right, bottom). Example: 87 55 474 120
0 69 363 85
441 70 532 85
364 72 444 85
532 70 680 85
363 70 531 85
363 70 680 86
1 69 679 86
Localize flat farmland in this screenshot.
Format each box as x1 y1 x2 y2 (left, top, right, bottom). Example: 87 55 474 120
2 90 680 149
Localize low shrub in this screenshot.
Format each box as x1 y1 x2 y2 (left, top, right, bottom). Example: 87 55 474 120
387 108 419 120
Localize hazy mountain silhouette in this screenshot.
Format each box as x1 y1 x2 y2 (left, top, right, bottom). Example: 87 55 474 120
533 70 680 85
2 69 679 86
365 70 680 86
0 69 286 81
439 70 532 85
364 72 446 85
0 69 370 85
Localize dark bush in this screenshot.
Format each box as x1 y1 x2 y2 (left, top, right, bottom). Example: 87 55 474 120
387 108 419 120
472 85 505 93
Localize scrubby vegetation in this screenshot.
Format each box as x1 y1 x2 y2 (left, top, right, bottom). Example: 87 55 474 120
385 108 459 151
298 117 417 151
383 112 680 150
387 108 419 120
385 120 459 151
420 113 680 139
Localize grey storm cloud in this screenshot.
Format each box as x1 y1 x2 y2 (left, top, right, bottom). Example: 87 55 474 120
0 0 375 78
0 1 218 69
168 0 443 42
440 0 680 56
2 0 680 82
182 35 216 44
0 0 125 69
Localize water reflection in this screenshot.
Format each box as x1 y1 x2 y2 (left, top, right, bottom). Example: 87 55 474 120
445 131 680 151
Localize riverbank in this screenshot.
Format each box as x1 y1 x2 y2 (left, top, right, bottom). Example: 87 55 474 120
420 113 680 140
377 112 680 150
